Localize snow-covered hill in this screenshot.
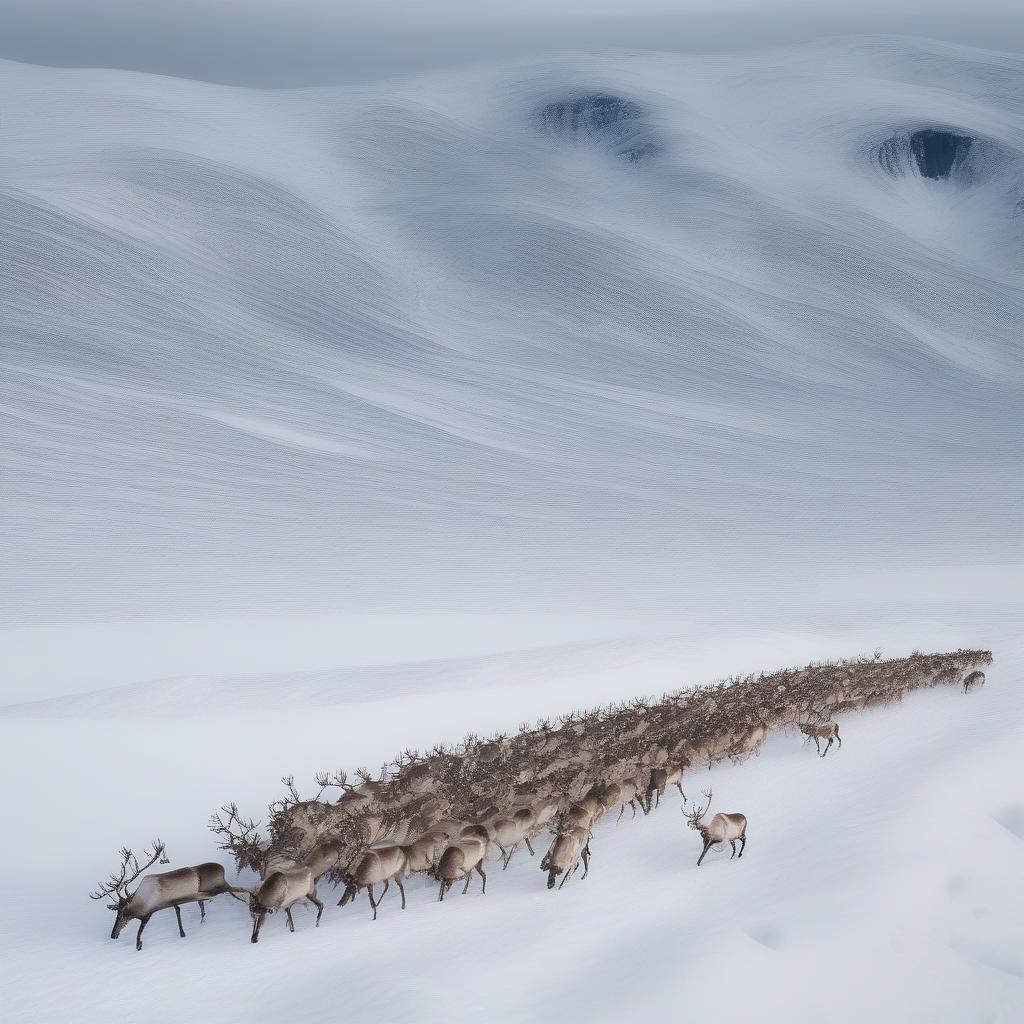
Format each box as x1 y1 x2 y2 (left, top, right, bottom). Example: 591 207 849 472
2 36 1022 624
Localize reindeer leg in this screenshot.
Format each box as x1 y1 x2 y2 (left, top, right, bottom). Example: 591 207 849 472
739 835 747 858
136 914 152 951
251 909 266 943
504 844 519 870
438 878 446 902
836 728 842 749
309 892 324 926
461 870 473 895
730 840 737 859
227 886 249 902
813 737 821 755
697 839 712 867
525 837 536 856
285 908 295 933
367 884 378 920
395 876 406 910
558 864 573 889
174 905 186 938
616 804 626 825
675 781 685 796
380 879 390 906
475 862 487 894
581 844 591 880
498 845 510 869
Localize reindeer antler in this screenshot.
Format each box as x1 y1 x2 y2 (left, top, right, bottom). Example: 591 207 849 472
89 838 167 901
209 803 265 874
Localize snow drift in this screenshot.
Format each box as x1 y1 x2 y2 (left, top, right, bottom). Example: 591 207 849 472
1 35 1022 624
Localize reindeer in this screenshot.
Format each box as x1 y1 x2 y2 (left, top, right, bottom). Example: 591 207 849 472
798 720 842 757
646 764 684 810
436 834 489 901
963 670 985 693
683 790 747 866
595 779 643 822
485 807 540 869
249 866 323 943
563 795 605 831
540 827 591 889
91 840 247 951
337 845 409 920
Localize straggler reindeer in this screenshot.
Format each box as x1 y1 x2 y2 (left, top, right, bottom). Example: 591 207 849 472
798 720 842 757
250 866 323 943
338 845 408 920
540 827 591 889
91 840 248 951
963 670 986 693
684 790 747 867
436 834 488 901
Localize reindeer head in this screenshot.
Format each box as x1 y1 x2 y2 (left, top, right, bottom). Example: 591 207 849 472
89 839 168 939
683 790 712 835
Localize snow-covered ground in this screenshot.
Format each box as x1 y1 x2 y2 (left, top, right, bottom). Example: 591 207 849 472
1 30 1022 1024
0 614 1020 1023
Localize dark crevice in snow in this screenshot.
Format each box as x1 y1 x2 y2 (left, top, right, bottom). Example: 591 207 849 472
536 92 660 164
877 127 979 183
909 129 973 180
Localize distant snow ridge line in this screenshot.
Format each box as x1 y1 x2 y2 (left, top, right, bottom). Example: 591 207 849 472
172 648 993 937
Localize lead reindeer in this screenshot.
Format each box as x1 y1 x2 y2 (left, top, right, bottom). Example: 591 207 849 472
249 866 323 943
91 840 248 951
684 790 747 867
798 720 842 757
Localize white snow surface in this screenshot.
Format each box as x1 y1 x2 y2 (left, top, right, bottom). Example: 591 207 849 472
0 618 1020 1024
2 35 1022 623
1 32 1022 1024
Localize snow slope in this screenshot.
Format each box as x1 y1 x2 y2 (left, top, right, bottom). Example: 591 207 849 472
0 620 1020 1024
2 36 1022 624
1 32 1022 1024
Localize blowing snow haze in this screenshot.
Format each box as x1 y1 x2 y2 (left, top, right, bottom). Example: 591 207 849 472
1 3 1022 625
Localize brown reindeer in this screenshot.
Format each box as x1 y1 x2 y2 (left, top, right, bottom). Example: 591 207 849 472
684 790 747 867
540 827 591 889
798 720 842 757
563 795 605 831
646 764 684 810
436 833 489 901
249 866 323 943
486 808 538 869
91 840 247 951
963 670 986 693
338 845 409 920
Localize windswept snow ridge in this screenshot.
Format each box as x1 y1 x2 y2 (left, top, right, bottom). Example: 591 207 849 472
1 36 1021 623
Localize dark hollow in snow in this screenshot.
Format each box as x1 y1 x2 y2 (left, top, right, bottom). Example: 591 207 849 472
909 129 973 180
536 92 659 163
877 127 976 182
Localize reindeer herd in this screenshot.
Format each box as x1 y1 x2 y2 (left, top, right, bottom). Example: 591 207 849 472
90 648 990 950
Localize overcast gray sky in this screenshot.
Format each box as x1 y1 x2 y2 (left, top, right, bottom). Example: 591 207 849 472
1 1 1020 86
